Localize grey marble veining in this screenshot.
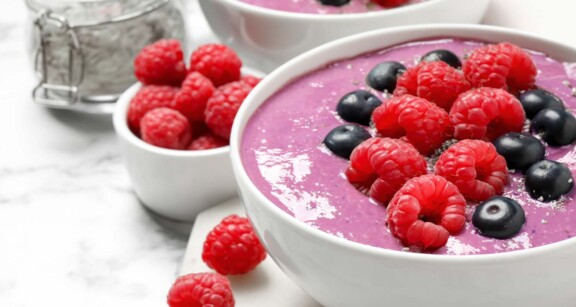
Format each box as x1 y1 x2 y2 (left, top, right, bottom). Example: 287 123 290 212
0 2 197 306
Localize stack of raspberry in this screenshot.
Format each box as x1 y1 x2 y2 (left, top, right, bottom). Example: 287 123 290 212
128 40 261 150
332 42 574 251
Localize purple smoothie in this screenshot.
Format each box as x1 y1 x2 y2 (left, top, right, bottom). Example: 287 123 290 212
240 38 576 255
238 0 424 14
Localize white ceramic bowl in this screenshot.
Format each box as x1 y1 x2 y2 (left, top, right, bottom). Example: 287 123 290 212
199 0 490 73
113 84 237 222
230 24 576 307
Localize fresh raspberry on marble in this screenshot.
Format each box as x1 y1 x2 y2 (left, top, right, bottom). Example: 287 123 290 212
190 44 242 87
205 81 253 139
450 87 525 141
140 108 192 150
394 61 471 111
435 139 509 202
202 214 267 275
387 174 467 251
346 137 427 204
370 0 409 8
463 42 537 93
167 272 234 307
172 72 215 122
127 85 179 134
134 39 187 86
240 75 262 88
188 132 229 150
371 94 453 155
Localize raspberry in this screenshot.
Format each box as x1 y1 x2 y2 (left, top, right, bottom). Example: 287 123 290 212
240 75 262 88
372 94 453 155
435 139 509 202
140 108 192 150
346 137 427 204
190 44 242 87
202 215 266 275
463 42 537 93
127 85 178 134
394 61 471 111
387 175 467 251
205 81 253 139
167 273 234 307
370 0 409 8
450 88 525 141
172 72 215 122
134 39 186 86
188 132 229 150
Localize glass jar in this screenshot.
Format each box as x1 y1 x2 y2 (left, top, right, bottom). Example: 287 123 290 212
25 0 186 113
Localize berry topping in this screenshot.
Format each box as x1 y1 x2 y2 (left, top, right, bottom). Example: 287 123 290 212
240 75 262 88
323 124 372 159
134 39 187 86
366 61 406 93
525 160 574 202
435 139 509 202
463 42 537 93
372 94 453 155
202 215 267 275
336 90 382 125
387 175 466 251
370 0 409 8
492 132 545 172
519 89 565 119
346 137 427 204
393 61 471 111
140 108 192 150
205 81 253 139
127 85 179 134
421 49 462 68
529 108 576 146
472 196 526 239
450 88 525 141
188 132 229 150
319 0 350 6
167 273 234 307
172 72 215 122
190 44 242 87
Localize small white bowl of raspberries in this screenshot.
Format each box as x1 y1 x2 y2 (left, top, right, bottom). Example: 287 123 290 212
113 39 262 222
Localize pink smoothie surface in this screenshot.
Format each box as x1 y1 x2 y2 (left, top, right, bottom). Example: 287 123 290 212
240 38 576 255
237 0 424 14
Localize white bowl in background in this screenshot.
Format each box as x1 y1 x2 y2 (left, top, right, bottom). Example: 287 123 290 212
199 0 490 73
113 83 236 222
230 24 576 307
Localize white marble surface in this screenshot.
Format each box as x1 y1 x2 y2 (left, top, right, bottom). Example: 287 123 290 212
1 0 576 306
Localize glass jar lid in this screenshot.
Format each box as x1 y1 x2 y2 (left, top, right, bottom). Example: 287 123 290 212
25 0 169 27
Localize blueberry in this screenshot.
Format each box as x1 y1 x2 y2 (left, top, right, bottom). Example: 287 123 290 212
366 61 406 93
525 160 574 202
472 196 525 239
323 124 371 159
518 89 565 119
318 0 350 6
492 132 545 172
421 49 462 69
530 108 576 146
336 90 382 126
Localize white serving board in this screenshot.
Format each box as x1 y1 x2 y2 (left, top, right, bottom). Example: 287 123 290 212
180 198 321 307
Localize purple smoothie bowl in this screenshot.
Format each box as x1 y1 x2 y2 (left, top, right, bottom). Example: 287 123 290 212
198 0 489 73
230 25 576 307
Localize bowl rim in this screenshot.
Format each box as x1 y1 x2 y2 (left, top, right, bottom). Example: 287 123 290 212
207 0 447 20
113 82 230 158
230 23 576 262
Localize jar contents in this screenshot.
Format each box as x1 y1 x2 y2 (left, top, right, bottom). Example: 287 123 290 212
28 0 185 111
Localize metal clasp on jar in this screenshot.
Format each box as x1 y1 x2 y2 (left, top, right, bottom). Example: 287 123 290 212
32 10 85 108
